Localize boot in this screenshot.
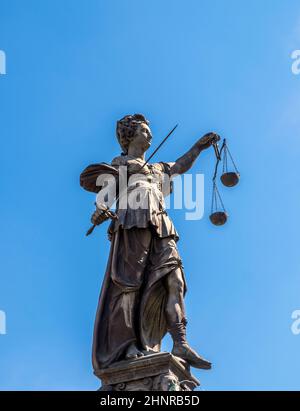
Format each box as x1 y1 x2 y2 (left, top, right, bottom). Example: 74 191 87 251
168 318 212 370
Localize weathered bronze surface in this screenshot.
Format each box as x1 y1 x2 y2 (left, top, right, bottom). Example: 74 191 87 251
209 211 228 226
80 114 220 389
220 171 240 187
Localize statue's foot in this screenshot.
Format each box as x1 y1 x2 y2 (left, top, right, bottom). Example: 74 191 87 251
172 343 211 370
141 348 157 356
125 343 144 360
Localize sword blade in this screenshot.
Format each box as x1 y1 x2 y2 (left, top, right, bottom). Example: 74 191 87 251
139 123 178 171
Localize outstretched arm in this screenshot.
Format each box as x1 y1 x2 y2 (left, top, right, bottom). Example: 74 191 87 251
169 132 220 176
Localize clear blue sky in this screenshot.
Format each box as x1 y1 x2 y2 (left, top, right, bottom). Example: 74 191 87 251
1 0 300 390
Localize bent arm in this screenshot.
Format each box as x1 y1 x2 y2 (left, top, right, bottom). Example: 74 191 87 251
169 132 220 176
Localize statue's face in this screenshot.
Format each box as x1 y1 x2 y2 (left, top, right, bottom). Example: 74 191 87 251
129 123 152 153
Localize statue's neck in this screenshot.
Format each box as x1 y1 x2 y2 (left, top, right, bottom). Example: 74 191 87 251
127 146 146 162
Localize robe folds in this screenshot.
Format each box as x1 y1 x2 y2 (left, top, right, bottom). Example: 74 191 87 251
92 227 186 370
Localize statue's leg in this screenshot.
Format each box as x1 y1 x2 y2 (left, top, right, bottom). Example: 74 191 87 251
118 228 152 360
93 227 152 368
164 268 212 370
164 267 186 324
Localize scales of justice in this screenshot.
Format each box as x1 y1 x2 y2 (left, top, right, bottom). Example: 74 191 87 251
80 114 240 391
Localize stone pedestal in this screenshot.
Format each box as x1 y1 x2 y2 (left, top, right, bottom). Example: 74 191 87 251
94 352 200 391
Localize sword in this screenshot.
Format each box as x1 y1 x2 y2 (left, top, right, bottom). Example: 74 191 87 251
86 203 118 237
139 124 178 171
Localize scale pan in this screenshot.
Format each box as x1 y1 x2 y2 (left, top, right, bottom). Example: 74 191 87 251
220 172 240 187
209 211 228 226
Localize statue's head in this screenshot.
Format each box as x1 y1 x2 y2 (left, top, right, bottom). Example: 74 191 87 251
116 114 152 155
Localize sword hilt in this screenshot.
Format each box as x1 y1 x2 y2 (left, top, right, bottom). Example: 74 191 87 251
86 204 118 237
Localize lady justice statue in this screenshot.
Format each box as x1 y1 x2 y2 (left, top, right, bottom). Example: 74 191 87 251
80 114 220 373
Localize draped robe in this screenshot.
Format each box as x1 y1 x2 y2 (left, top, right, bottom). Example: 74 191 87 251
80 155 186 370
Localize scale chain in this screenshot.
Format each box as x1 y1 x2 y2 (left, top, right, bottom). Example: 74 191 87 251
225 142 239 174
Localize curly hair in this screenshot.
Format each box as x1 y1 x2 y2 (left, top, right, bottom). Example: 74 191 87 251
116 114 150 154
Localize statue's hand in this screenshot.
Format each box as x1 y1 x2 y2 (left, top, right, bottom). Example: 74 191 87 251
197 132 220 150
91 208 109 226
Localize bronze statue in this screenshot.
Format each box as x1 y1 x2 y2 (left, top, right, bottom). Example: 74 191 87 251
80 114 220 372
